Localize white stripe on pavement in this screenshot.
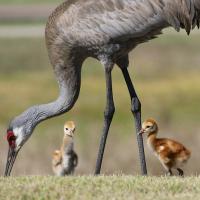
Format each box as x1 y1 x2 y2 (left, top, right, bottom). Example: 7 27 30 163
0 25 199 38
0 25 45 38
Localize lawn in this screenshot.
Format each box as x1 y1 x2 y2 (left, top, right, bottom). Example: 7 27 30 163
0 32 200 176
0 176 200 200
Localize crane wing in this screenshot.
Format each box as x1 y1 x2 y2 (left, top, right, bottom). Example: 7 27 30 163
57 0 195 45
57 0 195 44
59 0 166 44
90 0 164 41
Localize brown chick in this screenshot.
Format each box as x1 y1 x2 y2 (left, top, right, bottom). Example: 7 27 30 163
139 119 191 176
52 121 78 176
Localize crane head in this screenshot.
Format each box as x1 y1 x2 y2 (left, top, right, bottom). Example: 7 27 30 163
64 121 76 138
4 113 35 176
138 119 158 136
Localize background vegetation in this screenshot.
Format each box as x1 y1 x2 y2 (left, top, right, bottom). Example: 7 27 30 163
0 33 200 176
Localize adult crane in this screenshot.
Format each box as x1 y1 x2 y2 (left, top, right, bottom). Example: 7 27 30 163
5 0 200 176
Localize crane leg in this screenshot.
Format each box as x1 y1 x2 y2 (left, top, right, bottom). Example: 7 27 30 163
117 56 147 175
95 61 115 175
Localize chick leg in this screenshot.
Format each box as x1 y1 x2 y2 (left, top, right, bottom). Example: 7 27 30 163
177 168 184 176
166 169 173 176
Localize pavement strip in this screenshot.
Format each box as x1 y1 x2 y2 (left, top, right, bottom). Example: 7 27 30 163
0 25 199 38
0 25 45 38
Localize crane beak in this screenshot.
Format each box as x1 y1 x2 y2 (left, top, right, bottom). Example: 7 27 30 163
138 129 145 135
66 132 73 137
4 147 19 177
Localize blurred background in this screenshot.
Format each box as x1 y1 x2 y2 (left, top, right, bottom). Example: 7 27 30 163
0 0 200 176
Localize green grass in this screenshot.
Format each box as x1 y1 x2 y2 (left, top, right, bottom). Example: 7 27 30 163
1 176 200 200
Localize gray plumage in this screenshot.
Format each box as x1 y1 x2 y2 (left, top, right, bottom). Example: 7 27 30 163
62 144 78 175
5 0 200 176
52 144 78 176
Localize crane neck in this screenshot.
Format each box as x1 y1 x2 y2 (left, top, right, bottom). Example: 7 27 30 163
29 72 80 129
61 135 74 154
147 132 157 151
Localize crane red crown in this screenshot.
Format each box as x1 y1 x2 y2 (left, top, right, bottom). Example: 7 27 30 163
7 130 16 148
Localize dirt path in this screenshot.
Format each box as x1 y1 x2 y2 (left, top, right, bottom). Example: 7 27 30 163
0 25 44 37
0 5 54 37
0 5 56 21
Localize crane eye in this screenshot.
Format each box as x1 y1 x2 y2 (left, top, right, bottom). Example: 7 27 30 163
7 131 16 148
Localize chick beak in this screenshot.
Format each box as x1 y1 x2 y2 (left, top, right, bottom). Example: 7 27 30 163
138 128 145 135
69 131 73 137
66 130 73 137
4 147 19 177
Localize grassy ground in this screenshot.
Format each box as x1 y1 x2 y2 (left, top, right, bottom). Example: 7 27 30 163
0 176 200 200
0 32 200 176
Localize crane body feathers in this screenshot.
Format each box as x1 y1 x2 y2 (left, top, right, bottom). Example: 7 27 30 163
46 0 199 49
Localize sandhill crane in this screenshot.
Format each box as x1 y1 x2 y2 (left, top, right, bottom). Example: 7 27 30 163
5 0 200 176
52 121 78 176
139 119 191 176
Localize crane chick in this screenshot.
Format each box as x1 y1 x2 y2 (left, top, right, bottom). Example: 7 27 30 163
139 119 191 176
52 121 78 176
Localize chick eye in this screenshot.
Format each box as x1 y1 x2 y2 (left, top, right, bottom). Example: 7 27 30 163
146 126 151 128
65 128 68 131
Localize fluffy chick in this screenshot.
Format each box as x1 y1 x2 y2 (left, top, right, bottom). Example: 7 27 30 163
52 121 78 176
